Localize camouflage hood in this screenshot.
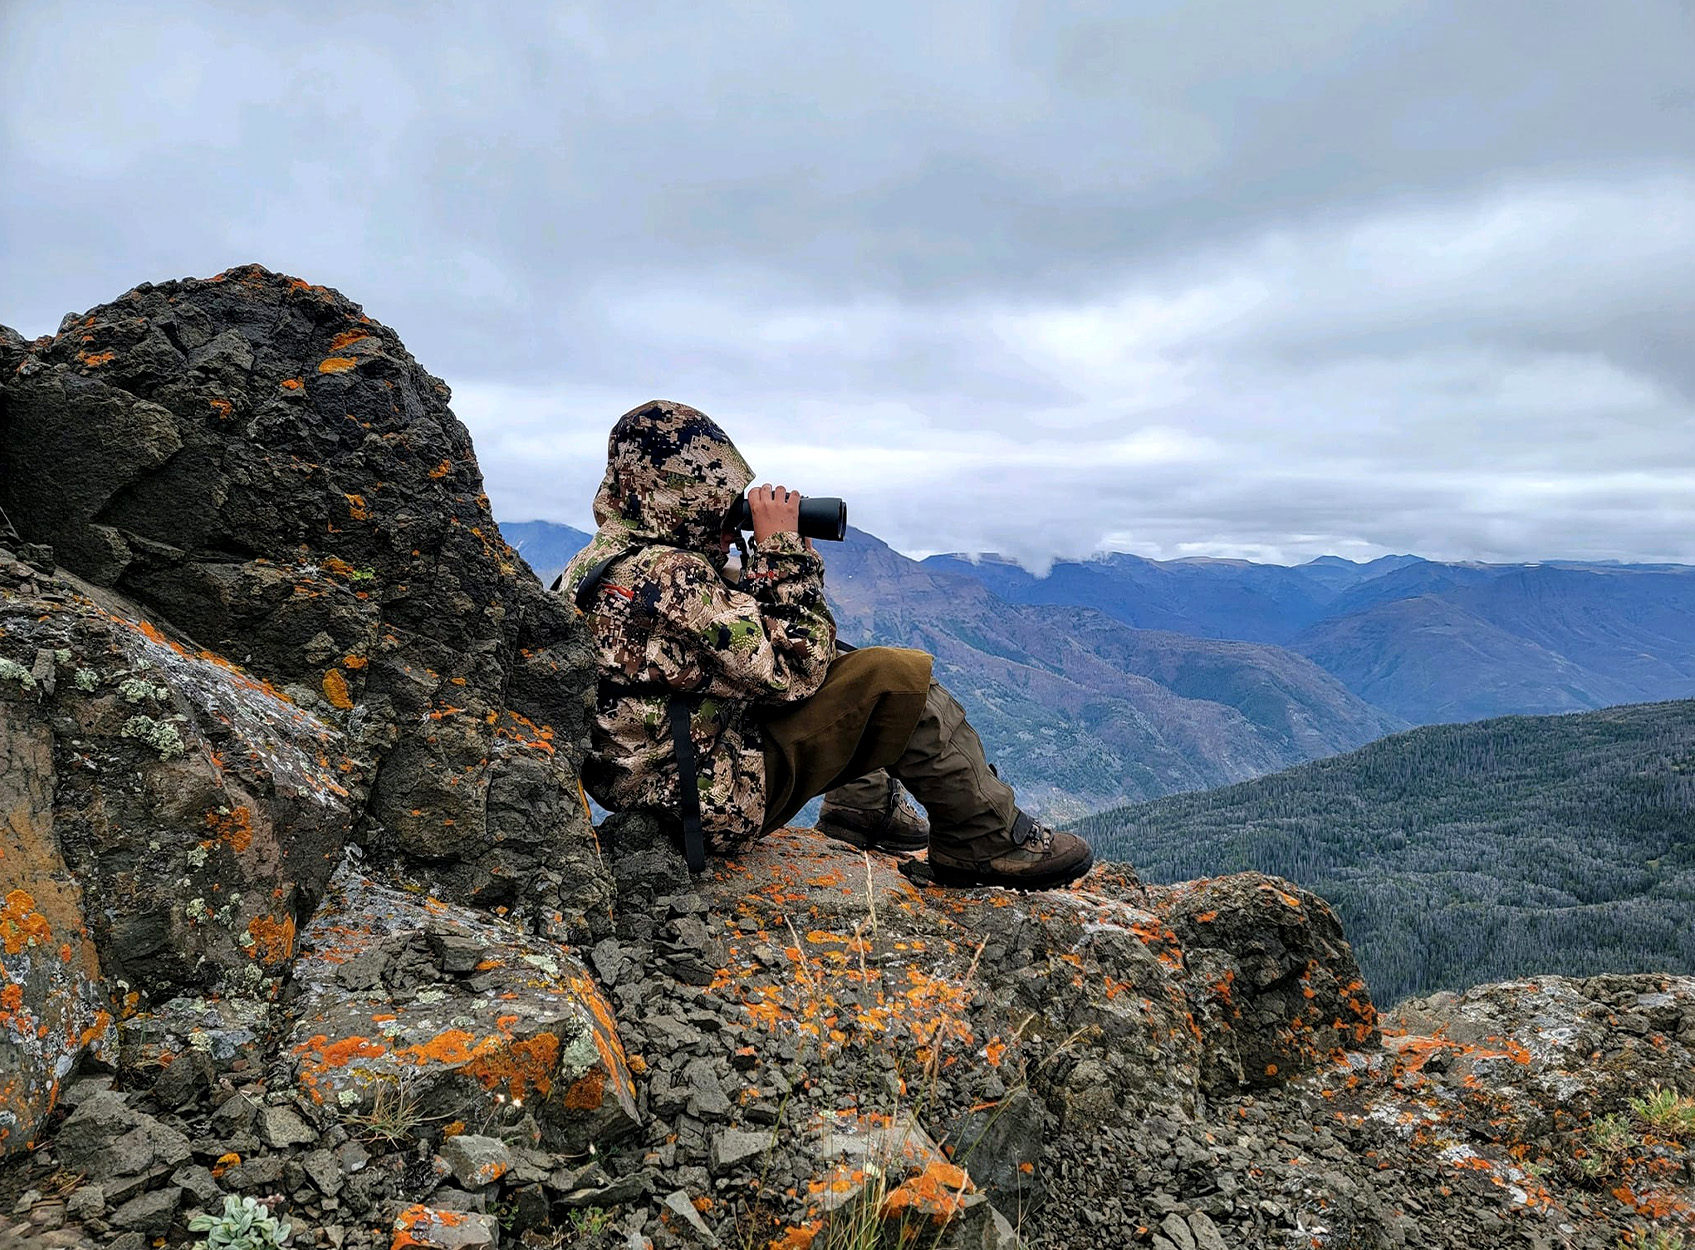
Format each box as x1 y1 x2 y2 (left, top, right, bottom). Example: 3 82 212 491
562 399 753 602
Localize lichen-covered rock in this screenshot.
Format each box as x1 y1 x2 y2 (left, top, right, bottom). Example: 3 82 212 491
0 325 29 382
1147 872 1380 1092
286 868 638 1153
1356 974 1695 1221
390 1205 500 1249
0 266 605 935
0 685 109 1155
0 554 355 1153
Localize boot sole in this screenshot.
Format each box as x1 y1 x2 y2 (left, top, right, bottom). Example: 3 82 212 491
817 825 930 852
925 845 1095 891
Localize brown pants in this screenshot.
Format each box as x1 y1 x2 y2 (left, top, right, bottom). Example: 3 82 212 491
759 647 1022 857
758 646 932 833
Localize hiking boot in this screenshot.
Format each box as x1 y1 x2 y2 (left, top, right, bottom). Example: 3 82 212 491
926 811 1095 891
817 775 930 851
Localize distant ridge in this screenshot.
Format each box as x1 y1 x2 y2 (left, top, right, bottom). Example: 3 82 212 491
503 519 593 586
932 549 1695 724
1075 699 1695 1003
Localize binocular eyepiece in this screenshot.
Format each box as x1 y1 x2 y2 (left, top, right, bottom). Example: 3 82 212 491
724 493 848 542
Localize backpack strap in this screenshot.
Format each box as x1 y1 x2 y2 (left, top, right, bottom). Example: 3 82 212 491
667 697 708 875
558 551 631 611
567 544 708 876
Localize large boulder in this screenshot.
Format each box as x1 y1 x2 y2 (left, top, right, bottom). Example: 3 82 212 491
0 267 605 934
286 867 639 1153
0 552 354 1153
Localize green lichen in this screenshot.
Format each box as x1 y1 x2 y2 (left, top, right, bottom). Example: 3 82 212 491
121 714 186 759
0 657 36 690
119 678 170 704
53 648 71 665
185 897 212 923
186 844 210 868
74 668 100 692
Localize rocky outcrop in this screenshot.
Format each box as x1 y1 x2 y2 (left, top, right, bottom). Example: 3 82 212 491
286 869 639 1154
588 820 1379 1247
0 552 353 1151
3 270 1690 1250
0 266 605 931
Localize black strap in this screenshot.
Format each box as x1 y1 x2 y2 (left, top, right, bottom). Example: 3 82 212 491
570 545 707 875
565 552 629 611
668 698 707 874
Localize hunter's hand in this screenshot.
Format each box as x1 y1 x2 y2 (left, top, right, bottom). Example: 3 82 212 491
748 483 801 546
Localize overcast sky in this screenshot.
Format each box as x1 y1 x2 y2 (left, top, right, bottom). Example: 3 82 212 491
4 2 1694 569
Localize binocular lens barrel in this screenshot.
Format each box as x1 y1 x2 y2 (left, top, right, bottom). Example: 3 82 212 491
725 495 848 542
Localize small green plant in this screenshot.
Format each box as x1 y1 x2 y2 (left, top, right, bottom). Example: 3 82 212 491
1629 1087 1695 1137
1617 1226 1685 1250
188 1195 292 1249
1573 1112 1637 1179
568 1207 615 1235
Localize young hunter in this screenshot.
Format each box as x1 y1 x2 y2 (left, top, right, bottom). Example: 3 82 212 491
558 399 1094 890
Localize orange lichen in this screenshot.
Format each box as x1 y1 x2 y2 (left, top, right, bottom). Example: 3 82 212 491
562 1068 607 1110
247 914 296 966
205 806 254 853
209 397 233 419
280 377 304 390
343 654 369 670
881 1161 972 1222
1 891 52 955
77 350 115 367
319 356 359 374
327 329 374 351
391 1205 471 1250
343 493 370 521
295 1034 388 1071
322 669 354 710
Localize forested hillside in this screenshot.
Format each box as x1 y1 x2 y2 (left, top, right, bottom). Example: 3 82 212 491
1076 700 1695 1003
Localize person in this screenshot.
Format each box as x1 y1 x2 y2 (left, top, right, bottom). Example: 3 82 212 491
558 399 1094 890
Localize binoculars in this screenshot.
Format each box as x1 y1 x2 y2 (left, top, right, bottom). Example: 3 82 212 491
724 493 848 542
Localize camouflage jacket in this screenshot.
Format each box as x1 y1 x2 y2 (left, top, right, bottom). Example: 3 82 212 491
558 400 836 850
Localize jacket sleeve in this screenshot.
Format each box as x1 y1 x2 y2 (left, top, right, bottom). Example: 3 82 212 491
640 534 836 704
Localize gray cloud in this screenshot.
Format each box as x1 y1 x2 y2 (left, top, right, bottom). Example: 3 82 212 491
4 0 1694 567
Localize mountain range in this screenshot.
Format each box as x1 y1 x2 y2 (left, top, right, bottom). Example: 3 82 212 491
511 520 1695 816
926 549 1695 725
1074 699 1695 1003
